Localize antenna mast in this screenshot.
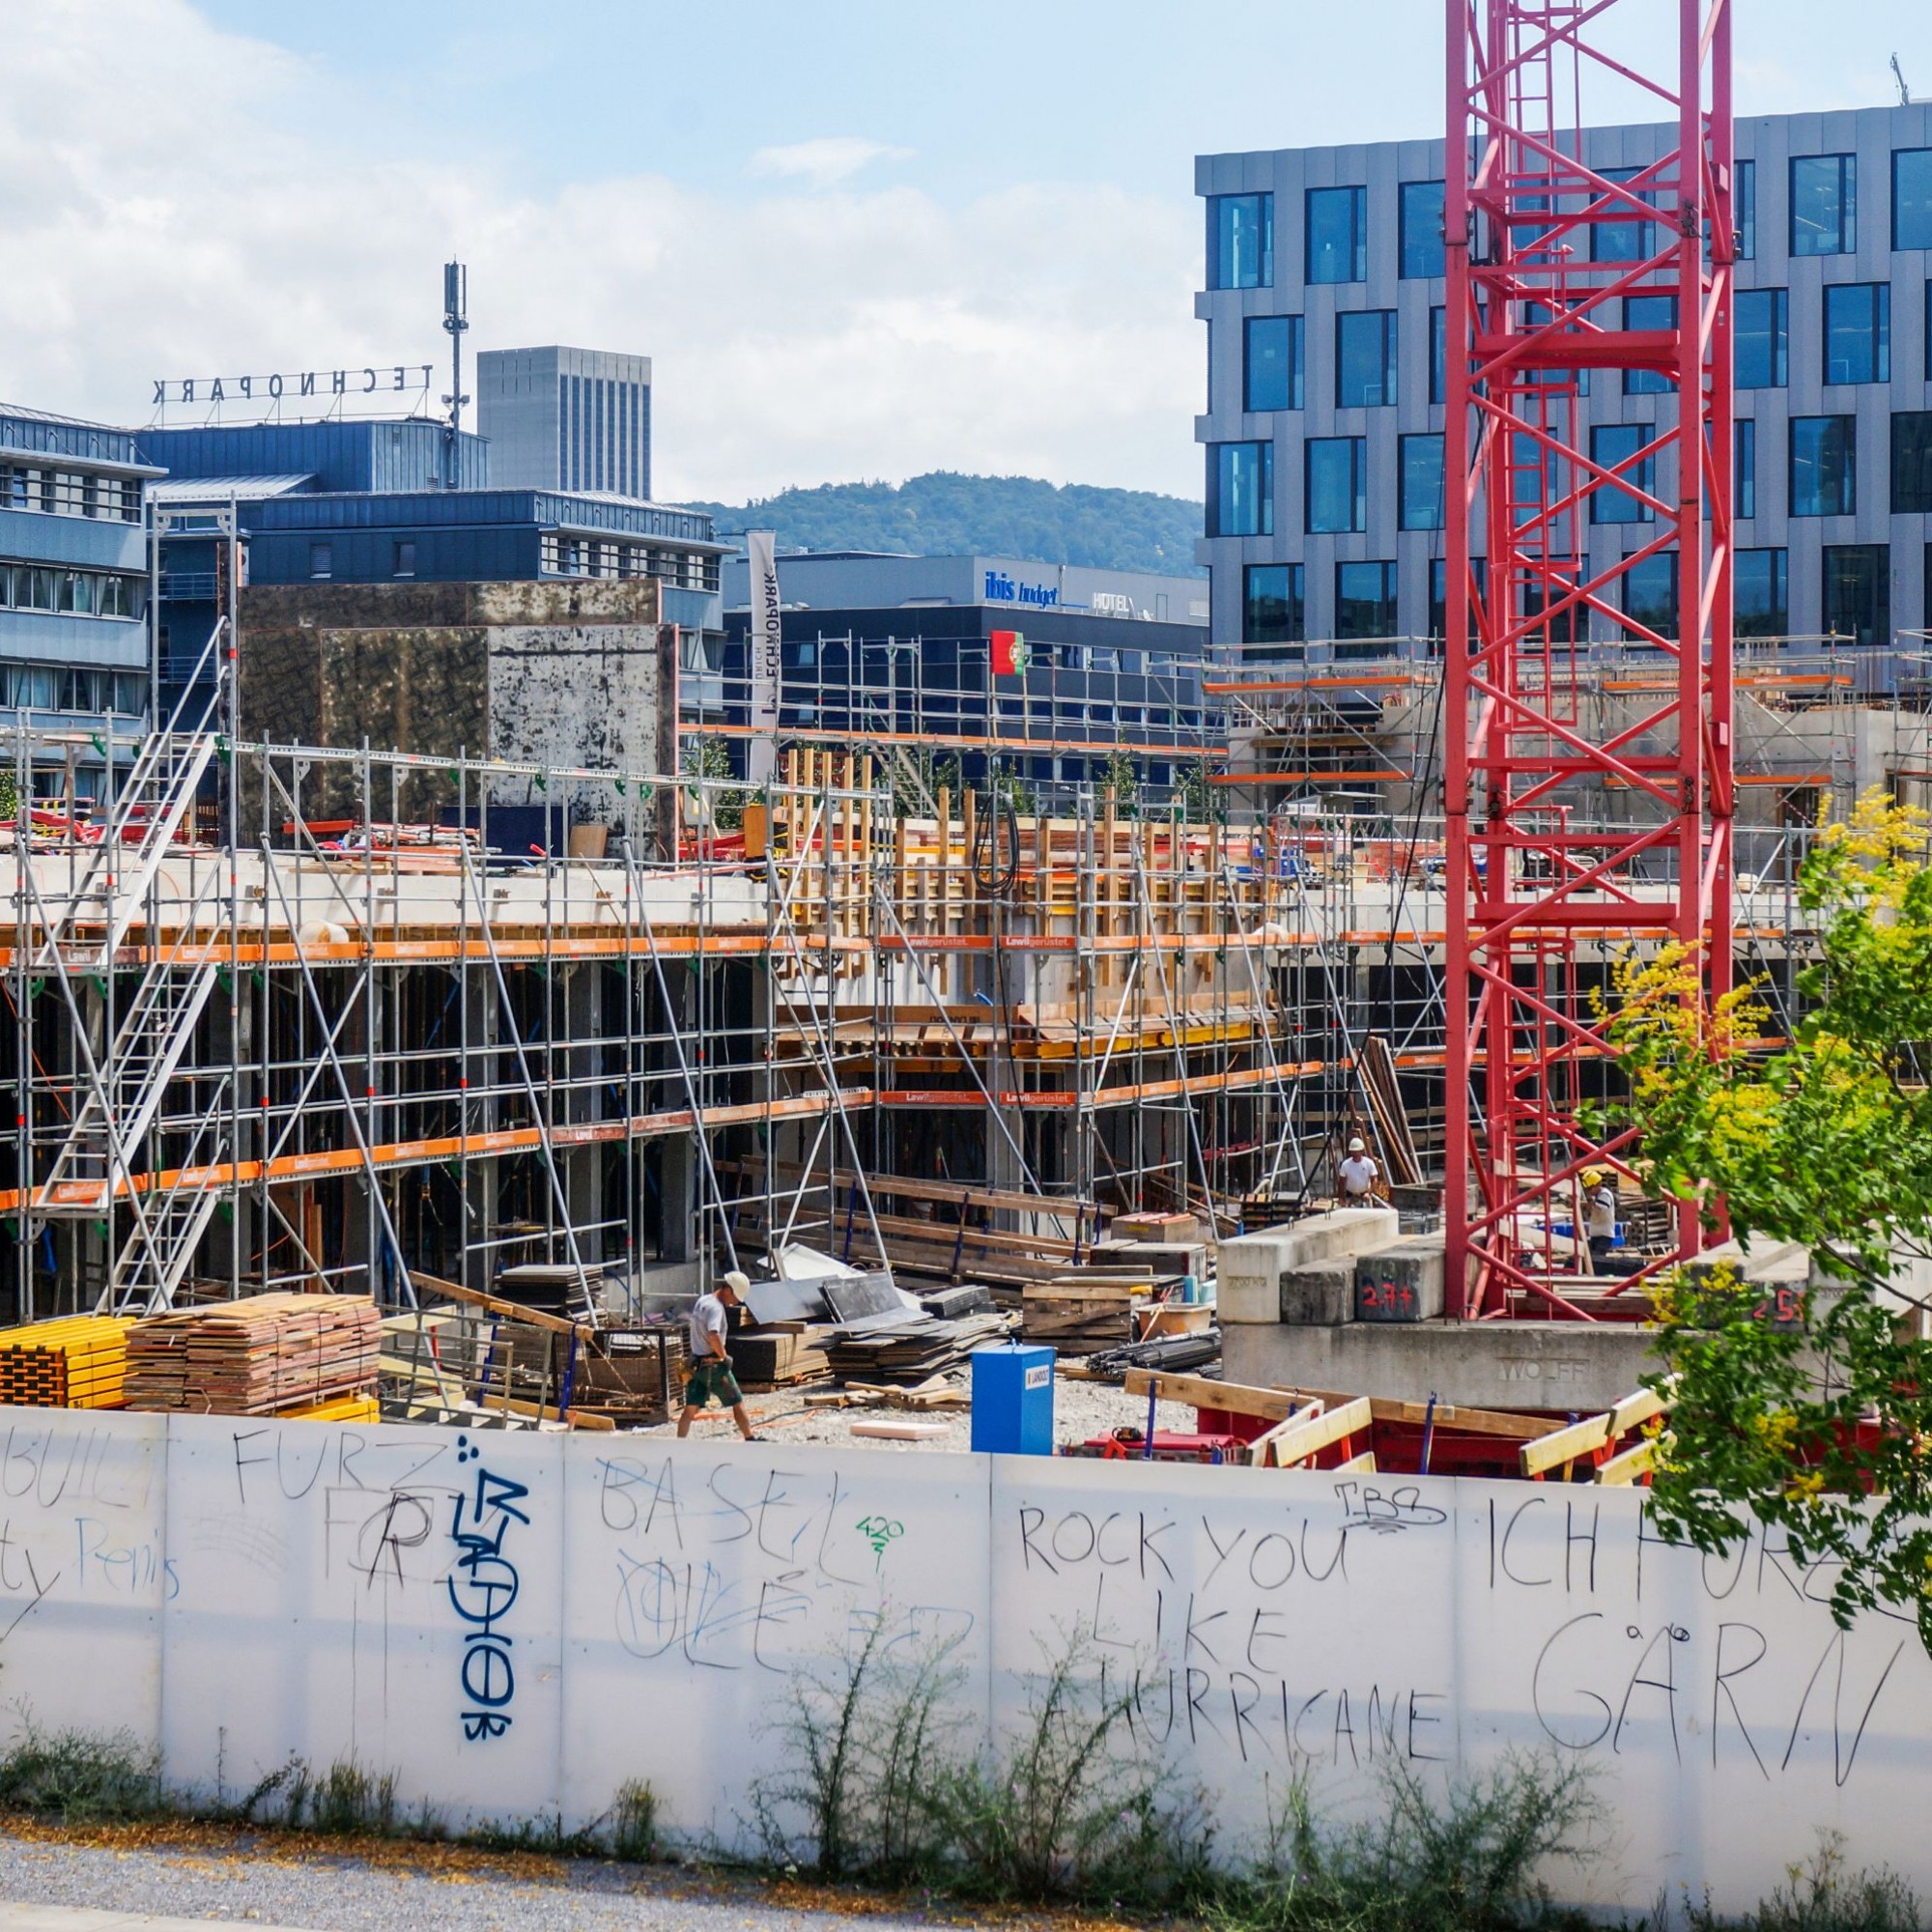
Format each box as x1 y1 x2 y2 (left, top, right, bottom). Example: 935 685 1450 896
441 260 469 488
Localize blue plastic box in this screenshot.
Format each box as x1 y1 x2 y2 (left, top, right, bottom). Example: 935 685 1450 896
970 1343 1056 1456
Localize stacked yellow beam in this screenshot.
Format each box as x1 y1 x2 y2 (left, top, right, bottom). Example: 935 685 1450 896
278 1392 381 1424
0 1315 136 1409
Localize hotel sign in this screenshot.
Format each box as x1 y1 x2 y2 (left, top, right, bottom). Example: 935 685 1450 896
152 364 437 406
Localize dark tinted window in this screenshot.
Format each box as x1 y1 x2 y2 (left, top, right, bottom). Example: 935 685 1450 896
1307 186 1367 284
1208 193 1274 289
1400 181 1445 278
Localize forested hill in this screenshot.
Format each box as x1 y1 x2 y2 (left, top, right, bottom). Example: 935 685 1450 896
678 471 1205 577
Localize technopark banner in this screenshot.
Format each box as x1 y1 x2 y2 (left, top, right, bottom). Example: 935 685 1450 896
746 529 781 783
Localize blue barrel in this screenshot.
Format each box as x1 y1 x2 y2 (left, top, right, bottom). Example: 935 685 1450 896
970 1343 1056 1455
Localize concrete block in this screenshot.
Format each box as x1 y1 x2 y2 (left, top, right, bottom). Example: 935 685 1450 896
1116 1241 1209 1278
1214 1208 1401 1324
1352 1236 1446 1323
1215 1233 1299 1324
1279 1261 1356 1326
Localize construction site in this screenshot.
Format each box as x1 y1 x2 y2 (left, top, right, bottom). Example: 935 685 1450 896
4 0 1927 1482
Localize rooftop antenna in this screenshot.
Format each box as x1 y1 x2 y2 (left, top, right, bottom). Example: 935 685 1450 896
1892 54 1912 105
441 260 469 488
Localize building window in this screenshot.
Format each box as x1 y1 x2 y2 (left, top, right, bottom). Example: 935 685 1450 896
1621 552 1679 641
1399 434 1445 530
1400 181 1445 278
1736 418 1756 520
1735 289 1787 388
1306 185 1367 284
1736 157 1756 260
1335 310 1398 407
1208 192 1274 290
1591 423 1654 524
1335 560 1397 642
1244 316 1302 412
1893 412 1932 515
1625 294 1677 394
1430 306 1448 406
1243 563 1304 650
1593 165 1656 264
1207 440 1273 537
309 542 333 581
1823 544 1889 646
1791 154 1856 256
1521 567 1582 651
1791 415 1856 517
1823 282 1889 384
1305 437 1367 533
392 539 417 579
1893 150 1932 250
1523 302 1589 394
1736 549 1788 639
1428 557 1486 653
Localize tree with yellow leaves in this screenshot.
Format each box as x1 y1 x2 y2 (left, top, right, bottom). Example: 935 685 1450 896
1605 792 1932 1647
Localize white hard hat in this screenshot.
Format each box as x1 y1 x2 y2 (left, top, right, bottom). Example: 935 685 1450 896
1348 1137 1366 1153
722 1270 751 1294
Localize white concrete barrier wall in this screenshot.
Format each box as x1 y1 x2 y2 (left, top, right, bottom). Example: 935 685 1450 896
4 1410 1927 1912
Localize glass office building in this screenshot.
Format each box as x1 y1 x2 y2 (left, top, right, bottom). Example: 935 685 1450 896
477 347 652 501
1198 101 1932 658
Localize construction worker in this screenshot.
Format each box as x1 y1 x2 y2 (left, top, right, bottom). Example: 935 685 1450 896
1337 1136 1380 1202
1581 1167 1619 1265
677 1270 764 1441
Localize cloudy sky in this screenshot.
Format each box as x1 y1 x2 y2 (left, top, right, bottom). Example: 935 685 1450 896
4 0 1924 501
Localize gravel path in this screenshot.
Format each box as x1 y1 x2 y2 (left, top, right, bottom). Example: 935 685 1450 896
651 1374 1203 1454
0 1827 1057 1932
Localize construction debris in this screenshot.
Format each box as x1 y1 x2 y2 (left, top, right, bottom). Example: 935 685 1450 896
823 1309 1014 1384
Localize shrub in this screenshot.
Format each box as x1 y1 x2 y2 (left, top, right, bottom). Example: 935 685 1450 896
0 1726 164 1823
1687 1830 1920 1932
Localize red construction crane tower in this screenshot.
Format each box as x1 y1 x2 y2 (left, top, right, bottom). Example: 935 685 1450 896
1442 0 1736 1316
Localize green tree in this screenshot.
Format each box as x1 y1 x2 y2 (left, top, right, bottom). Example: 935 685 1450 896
682 735 748 832
1177 756 1224 824
1096 751 1139 819
1604 793 1932 1645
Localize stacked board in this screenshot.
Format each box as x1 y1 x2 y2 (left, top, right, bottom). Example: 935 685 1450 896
126 1293 382 1415
1021 1277 1151 1354
823 1310 1013 1385
0 1315 135 1408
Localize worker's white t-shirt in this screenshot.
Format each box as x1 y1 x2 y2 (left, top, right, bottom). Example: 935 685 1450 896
688 1293 728 1359
1585 1187 1618 1238
1338 1154 1379 1197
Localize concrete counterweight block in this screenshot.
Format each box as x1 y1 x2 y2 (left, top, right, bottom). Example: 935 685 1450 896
1217 1208 1400 1324
1352 1236 1447 1323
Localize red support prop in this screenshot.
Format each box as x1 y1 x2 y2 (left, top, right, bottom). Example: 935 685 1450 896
1443 0 1734 1317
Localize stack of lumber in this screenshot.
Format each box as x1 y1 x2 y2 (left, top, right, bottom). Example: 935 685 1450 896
125 1293 381 1415
1022 1272 1151 1354
731 1325 833 1388
824 1310 1012 1385
0 1315 134 1409
1355 1035 1424 1187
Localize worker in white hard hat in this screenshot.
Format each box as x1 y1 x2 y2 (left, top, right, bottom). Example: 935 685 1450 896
677 1268 763 1440
1337 1136 1381 1202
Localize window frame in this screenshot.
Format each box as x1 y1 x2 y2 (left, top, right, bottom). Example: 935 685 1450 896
1735 288 1788 389
1624 293 1678 395
1305 185 1368 285
1891 149 1932 252
1208 192 1275 291
1789 414 1858 519
1735 548 1789 639
1892 412 1932 517
1242 562 1305 651
1590 422 1655 525
1790 153 1857 257
1736 417 1756 521
1591 165 1657 265
1822 543 1890 648
1304 436 1368 534
1399 181 1446 279
1736 157 1756 260
1334 309 1398 408
1822 281 1890 385
1242 315 1303 412
1334 559 1398 644
1399 433 1446 531
1207 440 1275 538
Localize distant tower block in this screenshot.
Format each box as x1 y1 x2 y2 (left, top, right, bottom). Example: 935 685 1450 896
476 347 653 500
1441 0 1736 1315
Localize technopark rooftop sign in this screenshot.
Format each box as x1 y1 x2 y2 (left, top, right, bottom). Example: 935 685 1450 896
151 363 437 407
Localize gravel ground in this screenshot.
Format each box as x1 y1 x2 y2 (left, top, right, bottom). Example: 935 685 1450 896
636 1372 1204 1454
0 1827 1076 1932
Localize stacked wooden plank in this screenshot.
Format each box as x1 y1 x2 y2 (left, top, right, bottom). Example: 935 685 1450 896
1356 1034 1424 1187
824 1310 1012 1385
0 1315 135 1409
125 1293 381 1415
730 1325 833 1388
1022 1273 1151 1354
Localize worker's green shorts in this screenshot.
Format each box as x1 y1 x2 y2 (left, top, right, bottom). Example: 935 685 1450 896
684 1359 744 1409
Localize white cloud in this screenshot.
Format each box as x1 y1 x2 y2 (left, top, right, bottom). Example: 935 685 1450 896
746 137 914 190
0 2 1203 502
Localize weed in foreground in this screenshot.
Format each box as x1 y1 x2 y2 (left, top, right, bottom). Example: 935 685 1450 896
1686 1830 1920 1932
0 1727 164 1824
